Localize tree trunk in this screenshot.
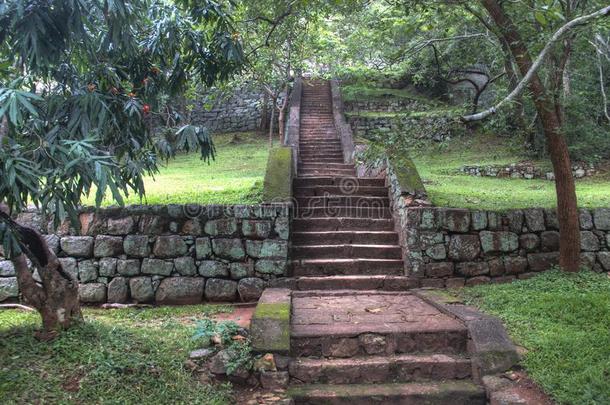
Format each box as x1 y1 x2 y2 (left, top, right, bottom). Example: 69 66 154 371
1 212 82 339
268 99 276 148
260 93 269 132
481 0 581 272
278 85 290 144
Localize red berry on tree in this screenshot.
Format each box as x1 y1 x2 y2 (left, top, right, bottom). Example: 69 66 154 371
143 104 151 114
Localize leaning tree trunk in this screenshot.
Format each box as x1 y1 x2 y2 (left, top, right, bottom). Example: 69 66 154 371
1 212 82 339
268 97 277 148
481 0 581 272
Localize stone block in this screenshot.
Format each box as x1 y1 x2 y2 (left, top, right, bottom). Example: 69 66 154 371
580 252 597 270
488 258 505 277
44 234 60 254
242 220 272 239
181 219 202 236
0 260 15 277
198 260 229 277
117 259 140 276
205 278 237 301
255 260 287 276
445 278 465 288
466 276 491 286
153 236 187 258
456 262 489 277
94 235 123 257
107 217 135 235
195 237 212 259
237 277 266 301
61 236 94 257
425 245 447 260
487 212 502 230
425 262 454 278
174 257 197 276
204 218 238 236
540 231 560 252
448 235 481 261
98 257 117 277
544 209 559 230
251 289 291 354
441 209 470 233
597 252 610 271
503 256 528 275
212 238 246 260
79 283 107 303
580 231 600 251
129 277 154 302
107 277 128 303
421 278 445 288
480 231 519 254
419 207 438 230
579 209 593 230
519 234 539 252
260 371 289 390
0 277 18 301
523 209 545 232
141 258 173 276
78 260 98 282
155 277 205 305
59 258 78 280
230 262 253 280
527 252 559 272
275 217 290 240
419 232 444 249
593 208 610 230
505 210 523 233
258 240 288 258
471 211 488 231
123 235 150 257
138 215 170 234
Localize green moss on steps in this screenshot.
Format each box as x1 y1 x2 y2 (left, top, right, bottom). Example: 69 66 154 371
250 295 291 354
262 146 293 202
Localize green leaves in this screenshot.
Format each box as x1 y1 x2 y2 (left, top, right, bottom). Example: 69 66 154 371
0 84 42 126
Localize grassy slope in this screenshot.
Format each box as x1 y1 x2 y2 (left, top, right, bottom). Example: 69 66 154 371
458 270 610 405
411 133 610 210
83 132 269 206
0 305 235 404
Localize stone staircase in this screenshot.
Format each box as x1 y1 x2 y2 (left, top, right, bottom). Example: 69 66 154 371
285 79 486 404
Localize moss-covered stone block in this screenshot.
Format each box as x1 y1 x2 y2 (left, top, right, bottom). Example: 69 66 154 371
389 155 426 197
262 147 293 202
251 288 291 354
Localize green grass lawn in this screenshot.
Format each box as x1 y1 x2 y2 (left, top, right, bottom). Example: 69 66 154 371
410 133 610 210
83 132 269 206
0 305 235 404
458 270 610 405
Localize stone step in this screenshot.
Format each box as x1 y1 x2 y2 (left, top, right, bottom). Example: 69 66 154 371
288 381 486 405
295 186 388 197
295 206 392 219
292 244 402 260
288 354 472 384
300 159 345 164
294 177 385 187
291 258 404 276
292 231 399 245
295 196 390 207
290 291 468 357
292 217 394 231
298 163 355 169
299 152 344 159
279 275 417 291
298 170 357 177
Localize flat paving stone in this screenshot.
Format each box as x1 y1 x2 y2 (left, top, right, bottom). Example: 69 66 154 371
291 291 466 338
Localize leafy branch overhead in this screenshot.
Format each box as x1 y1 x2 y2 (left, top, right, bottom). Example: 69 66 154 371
0 0 244 227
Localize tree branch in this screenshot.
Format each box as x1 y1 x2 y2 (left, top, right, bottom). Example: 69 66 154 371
462 5 610 122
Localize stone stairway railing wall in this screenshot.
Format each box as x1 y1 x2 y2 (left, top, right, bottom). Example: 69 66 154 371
405 207 610 287
0 204 291 304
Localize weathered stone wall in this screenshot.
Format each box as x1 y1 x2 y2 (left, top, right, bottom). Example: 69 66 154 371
191 87 286 133
404 207 610 287
345 99 422 113
0 204 291 304
348 113 458 142
460 161 597 181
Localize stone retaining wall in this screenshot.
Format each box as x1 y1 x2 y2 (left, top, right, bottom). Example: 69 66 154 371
345 99 422 113
460 161 597 180
405 207 610 287
0 204 291 304
347 113 458 142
